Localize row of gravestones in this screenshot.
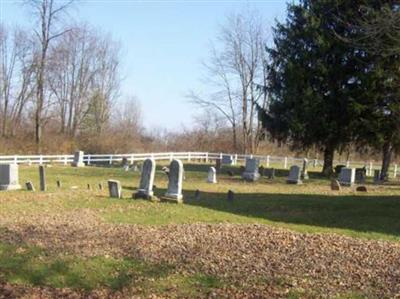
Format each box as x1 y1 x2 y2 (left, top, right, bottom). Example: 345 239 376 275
108 158 185 203
218 157 309 184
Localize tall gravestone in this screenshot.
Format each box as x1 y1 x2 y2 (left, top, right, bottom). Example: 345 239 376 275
71 151 85 167
338 168 355 186
207 167 217 183
301 158 309 180
163 159 184 203
39 165 46 191
287 165 302 184
242 158 260 181
108 180 122 198
134 158 156 200
0 164 21 190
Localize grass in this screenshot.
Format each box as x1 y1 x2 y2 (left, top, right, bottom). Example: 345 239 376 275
0 162 399 296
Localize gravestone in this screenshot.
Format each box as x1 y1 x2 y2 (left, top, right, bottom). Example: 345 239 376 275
207 167 217 183
39 165 46 191
134 158 156 200
121 157 129 171
374 170 381 184
265 168 275 179
163 159 184 203
222 155 234 165
335 164 346 175
338 168 355 186
87 184 91 190
301 158 309 180
331 179 341 191
241 158 260 182
227 190 234 202
130 162 139 172
71 151 85 167
0 164 21 190
98 183 103 190
215 159 221 171
26 181 35 191
108 180 122 198
287 165 302 184
355 168 366 184
56 180 61 188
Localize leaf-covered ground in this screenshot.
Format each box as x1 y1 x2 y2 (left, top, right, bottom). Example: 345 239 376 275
0 164 399 298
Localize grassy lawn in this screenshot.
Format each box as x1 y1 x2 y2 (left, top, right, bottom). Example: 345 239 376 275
0 162 399 297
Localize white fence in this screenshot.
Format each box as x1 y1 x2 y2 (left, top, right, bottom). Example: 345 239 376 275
0 151 397 178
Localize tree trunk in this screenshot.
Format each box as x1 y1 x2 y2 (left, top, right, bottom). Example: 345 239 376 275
232 123 238 152
380 140 393 181
322 145 335 176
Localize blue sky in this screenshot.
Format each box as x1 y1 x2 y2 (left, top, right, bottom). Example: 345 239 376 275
1 0 289 130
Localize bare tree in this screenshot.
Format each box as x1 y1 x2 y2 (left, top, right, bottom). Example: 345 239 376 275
189 10 268 154
25 0 74 150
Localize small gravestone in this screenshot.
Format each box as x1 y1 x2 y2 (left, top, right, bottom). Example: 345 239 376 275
265 168 275 179
331 179 341 191
227 190 234 202
71 151 85 167
39 165 46 191
26 181 35 191
0 164 21 190
207 167 217 183
163 159 184 203
108 180 122 198
215 159 221 171
135 158 156 200
338 168 355 186
301 158 309 180
242 158 260 182
222 155 234 165
98 183 103 190
56 180 61 188
194 189 200 200
355 168 366 184
356 186 368 192
121 157 129 171
259 165 265 176
287 165 302 184
87 184 91 190
373 170 381 184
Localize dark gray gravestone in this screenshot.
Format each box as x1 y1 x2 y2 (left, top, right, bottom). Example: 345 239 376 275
227 190 234 202
265 168 275 179
39 165 46 191
287 165 302 184
108 180 122 198
355 168 366 184
26 181 35 191
135 158 156 200
163 159 184 203
0 164 21 190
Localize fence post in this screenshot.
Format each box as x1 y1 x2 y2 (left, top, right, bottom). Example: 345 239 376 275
39 155 43 165
313 159 318 168
369 161 373 176
234 153 238 165
109 155 113 165
13 155 17 164
188 152 191 162
393 164 397 178
130 154 134 164
87 154 91 165
346 160 350 168
205 153 209 163
219 153 223 159
284 157 288 169
64 155 68 165
266 155 270 167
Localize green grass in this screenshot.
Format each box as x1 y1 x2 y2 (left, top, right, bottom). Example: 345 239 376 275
0 163 398 241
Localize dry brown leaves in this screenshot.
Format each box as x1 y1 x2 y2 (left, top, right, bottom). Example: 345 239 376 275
1 210 400 298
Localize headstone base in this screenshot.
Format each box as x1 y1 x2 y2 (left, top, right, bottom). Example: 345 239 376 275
161 194 183 204
241 172 260 182
286 179 302 185
134 190 159 201
0 184 21 190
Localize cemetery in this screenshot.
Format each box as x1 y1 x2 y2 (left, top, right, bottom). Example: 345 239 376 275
0 152 399 298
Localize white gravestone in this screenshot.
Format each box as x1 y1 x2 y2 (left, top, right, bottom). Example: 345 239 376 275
164 159 184 203
108 180 122 198
71 151 85 167
207 167 217 183
338 168 355 186
135 158 156 200
301 158 309 180
0 164 21 190
287 165 302 184
241 158 260 181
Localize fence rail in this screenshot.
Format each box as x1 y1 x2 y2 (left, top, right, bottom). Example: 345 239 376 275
0 152 397 178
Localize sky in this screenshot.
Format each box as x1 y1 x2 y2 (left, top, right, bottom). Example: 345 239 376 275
1 0 289 131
